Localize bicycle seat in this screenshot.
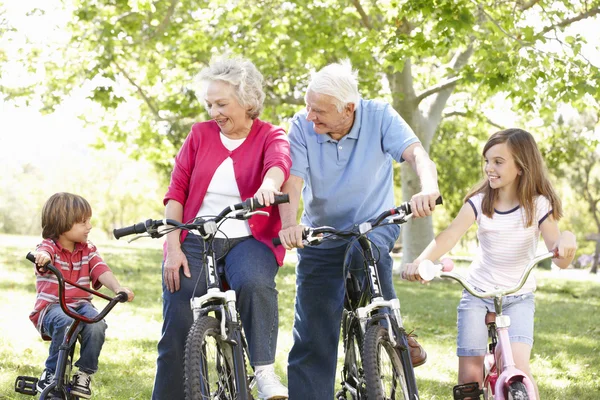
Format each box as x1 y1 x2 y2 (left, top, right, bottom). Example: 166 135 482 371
485 311 496 325
344 273 362 311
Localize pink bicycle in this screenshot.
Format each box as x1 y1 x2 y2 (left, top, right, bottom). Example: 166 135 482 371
417 249 558 400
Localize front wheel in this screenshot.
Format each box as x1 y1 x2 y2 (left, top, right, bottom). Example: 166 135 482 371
507 381 529 400
362 324 418 400
184 316 249 400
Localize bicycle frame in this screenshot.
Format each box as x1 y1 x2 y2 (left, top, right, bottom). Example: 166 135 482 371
113 194 289 399
422 250 558 400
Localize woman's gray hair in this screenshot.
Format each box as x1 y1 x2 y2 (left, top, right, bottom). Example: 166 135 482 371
306 60 360 112
198 55 265 119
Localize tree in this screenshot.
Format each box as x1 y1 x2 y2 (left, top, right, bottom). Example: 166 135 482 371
7 0 600 264
544 110 600 273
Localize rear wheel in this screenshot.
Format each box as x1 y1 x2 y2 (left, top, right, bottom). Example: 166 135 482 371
363 324 418 400
184 316 248 400
507 381 529 400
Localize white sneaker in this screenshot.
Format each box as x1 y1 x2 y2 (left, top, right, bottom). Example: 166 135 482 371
255 366 288 400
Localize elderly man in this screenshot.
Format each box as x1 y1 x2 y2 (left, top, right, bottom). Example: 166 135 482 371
278 61 440 399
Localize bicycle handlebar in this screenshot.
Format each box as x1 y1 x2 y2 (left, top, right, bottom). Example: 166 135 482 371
418 249 559 298
26 252 128 324
272 196 443 246
113 194 290 240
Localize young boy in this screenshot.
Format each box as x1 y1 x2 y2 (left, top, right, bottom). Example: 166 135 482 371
30 192 134 398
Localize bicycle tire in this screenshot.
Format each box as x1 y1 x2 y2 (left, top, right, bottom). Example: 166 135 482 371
184 316 248 400
363 324 418 400
507 381 529 400
340 311 366 398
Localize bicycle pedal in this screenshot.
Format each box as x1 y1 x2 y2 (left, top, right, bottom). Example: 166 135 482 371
15 376 38 395
453 382 483 399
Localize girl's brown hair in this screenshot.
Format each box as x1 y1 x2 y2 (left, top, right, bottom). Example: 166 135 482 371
465 128 562 227
41 192 92 240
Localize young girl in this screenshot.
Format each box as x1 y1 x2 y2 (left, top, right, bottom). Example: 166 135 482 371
31 192 135 399
404 128 577 400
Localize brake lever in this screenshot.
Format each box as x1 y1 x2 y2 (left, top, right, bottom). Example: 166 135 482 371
127 233 151 243
234 210 269 219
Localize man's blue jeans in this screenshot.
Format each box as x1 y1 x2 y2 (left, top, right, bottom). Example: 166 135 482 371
152 235 281 400
287 224 400 399
42 302 107 374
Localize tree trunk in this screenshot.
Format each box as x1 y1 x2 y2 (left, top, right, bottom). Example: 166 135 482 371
399 163 434 271
592 240 599 274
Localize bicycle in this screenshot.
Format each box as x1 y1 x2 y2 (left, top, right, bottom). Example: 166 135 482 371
275 196 442 400
15 253 128 400
417 249 559 400
113 194 289 400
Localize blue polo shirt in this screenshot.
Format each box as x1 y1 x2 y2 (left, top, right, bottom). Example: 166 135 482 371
289 98 419 237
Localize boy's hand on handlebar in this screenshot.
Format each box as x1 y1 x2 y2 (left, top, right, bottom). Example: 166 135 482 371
164 247 190 293
278 225 306 250
33 251 51 268
410 190 440 218
115 287 135 302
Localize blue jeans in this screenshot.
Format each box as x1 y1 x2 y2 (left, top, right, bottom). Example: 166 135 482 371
152 235 281 400
42 302 107 374
288 224 400 400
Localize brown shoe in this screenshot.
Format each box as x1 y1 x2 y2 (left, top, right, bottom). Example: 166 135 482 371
407 333 427 367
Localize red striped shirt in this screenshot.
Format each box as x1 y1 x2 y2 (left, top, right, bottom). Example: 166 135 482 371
30 239 111 339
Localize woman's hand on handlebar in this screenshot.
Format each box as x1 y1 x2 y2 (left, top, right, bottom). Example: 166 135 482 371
115 286 135 302
278 225 306 250
410 190 441 218
164 246 191 293
254 185 282 207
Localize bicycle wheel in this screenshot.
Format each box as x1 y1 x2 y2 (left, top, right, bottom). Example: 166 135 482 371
184 316 248 400
340 311 366 398
507 381 529 400
363 324 418 400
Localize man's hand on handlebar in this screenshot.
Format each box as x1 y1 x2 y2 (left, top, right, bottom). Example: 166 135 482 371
278 225 307 250
164 246 191 293
410 190 441 218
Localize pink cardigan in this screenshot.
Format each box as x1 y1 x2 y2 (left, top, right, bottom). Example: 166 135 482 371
164 118 291 265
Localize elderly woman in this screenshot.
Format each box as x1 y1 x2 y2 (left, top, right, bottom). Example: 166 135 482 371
152 56 291 400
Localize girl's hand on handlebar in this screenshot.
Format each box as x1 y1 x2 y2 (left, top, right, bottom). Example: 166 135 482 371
115 287 135 302
164 247 190 293
402 261 426 283
410 191 440 218
278 225 306 250
555 230 577 260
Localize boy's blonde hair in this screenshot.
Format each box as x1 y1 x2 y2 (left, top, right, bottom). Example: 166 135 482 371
42 192 92 240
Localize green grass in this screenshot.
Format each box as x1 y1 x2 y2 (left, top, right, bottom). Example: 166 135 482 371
2 234 600 399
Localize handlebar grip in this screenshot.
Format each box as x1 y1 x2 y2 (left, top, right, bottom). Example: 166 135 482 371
272 194 290 205
113 221 148 239
273 237 282 246
116 291 129 303
26 252 35 263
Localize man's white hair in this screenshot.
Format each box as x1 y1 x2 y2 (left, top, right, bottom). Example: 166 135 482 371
198 55 265 119
306 60 360 112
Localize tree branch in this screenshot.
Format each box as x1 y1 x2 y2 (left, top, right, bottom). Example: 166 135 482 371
113 60 163 120
519 0 541 11
351 0 373 30
443 110 505 129
147 0 179 41
415 76 461 105
540 7 600 35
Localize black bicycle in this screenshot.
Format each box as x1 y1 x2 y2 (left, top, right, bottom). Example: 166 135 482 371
15 254 128 400
276 197 442 400
113 195 289 400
